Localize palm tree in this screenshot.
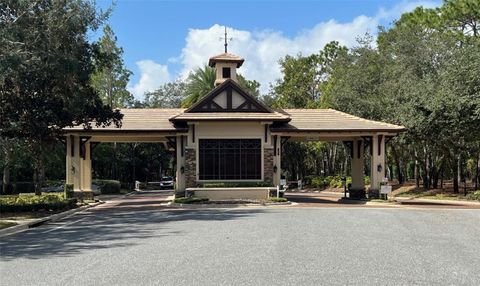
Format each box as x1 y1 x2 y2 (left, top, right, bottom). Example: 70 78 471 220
181 65 261 108
181 65 216 108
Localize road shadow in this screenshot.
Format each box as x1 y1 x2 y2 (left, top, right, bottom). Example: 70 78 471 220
0 200 265 261
286 192 367 205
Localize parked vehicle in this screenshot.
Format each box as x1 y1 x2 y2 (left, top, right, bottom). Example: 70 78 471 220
160 176 174 189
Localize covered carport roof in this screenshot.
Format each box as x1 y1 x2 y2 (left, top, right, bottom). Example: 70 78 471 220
63 108 405 135
270 109 406 133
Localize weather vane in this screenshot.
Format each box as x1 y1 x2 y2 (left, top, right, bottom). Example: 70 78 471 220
219 26 233 53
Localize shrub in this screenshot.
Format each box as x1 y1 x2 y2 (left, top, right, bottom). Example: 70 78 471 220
93 179 121 194
174 196 209 204
14 182 34 193
0 194 77 213
64 184 74 199
466 190 480 201
200 182 272 188
269 197 288 203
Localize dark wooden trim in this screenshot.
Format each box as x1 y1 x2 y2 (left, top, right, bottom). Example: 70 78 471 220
264 125 268 143
79 136 91 160
273 135 277 156
361 136 373 156
269 128 407 133
70 135 74 157
181 136 184 157
226 87 232 110
378 135 383 156
385 136 394 145
343 141 353 158
281 136 290 148
185 79 272 113
357 140 362 159
192 125 195 143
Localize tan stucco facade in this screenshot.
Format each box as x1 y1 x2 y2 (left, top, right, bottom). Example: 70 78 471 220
64 51 404 200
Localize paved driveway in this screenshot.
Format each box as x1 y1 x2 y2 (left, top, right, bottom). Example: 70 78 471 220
1 193 479 286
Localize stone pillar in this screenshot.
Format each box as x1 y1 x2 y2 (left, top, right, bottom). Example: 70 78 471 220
175 135 186 194
71 135 82 192
184 148 196 189
272 136 281 186
66 135 73 185
350 139 365 198
369 135 385 198
264 148 274 185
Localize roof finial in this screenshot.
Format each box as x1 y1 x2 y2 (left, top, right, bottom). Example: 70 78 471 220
222 26 232 53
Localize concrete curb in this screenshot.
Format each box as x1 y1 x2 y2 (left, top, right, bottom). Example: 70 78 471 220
0 201 104 238
394 197 480 206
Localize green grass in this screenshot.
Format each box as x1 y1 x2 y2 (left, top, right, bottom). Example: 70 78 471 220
269 197 288 203
395 189 480 202
173 196 209 204
0 221 18 230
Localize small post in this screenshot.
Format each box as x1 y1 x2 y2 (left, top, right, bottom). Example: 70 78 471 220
276 185 280 198
341 176 347 198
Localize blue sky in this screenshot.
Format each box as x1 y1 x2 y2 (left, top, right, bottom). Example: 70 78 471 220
94 0 440 98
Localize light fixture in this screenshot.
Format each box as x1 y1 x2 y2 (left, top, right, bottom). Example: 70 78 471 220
377 164 382 173
180 166 185 174
273 165 278 173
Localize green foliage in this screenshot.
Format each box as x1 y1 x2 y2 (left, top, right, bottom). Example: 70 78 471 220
64 184 74 199
173 196 209 204
0 194 77 213
93 179 121 194
0 0 122 194
13 182 34 194
181 65 261 107
91 25 133 108
466 190 480 201
271 41 347 108
200 182 272 188
144 81 186 108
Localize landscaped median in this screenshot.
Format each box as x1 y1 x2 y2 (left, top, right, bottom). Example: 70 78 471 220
0 192 100 235
173 195 289 206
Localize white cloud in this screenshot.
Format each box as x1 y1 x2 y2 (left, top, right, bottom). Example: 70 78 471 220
129 60 171 99
129 0 440 97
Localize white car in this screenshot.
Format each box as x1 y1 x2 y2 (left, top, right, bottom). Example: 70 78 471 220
160 176 174 189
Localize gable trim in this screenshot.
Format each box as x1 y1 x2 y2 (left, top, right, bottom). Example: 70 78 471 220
184 79 272 113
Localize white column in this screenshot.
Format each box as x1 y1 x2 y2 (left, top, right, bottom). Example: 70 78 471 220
175 135 186 193
66 136 73 185
81 141 92 192
370 135 385 195
351 139 364 191
72 135 82 192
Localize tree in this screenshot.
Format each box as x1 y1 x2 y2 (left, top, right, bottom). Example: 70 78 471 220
271 41 347 108
0 0 122 194
144 80 186 108
181 65 261 107
91 25 133 108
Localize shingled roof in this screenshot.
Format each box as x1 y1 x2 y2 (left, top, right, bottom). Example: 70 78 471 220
64 108 405 134
270 109 406 132
64 109 185 132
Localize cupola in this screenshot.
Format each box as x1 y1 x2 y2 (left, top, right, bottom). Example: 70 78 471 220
208 27 244 86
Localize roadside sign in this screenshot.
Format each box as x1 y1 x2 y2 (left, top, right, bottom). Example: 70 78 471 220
380 185 392 194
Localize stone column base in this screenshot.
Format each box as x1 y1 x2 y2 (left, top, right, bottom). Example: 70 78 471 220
349 188 366 199
368 189 380 199
73 191 95 201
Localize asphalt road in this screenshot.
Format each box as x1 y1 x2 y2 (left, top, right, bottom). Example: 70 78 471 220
1 194 480 286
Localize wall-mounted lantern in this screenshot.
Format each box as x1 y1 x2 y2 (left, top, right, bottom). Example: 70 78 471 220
273 165 278 173
180 166 185 174
377 164 383 173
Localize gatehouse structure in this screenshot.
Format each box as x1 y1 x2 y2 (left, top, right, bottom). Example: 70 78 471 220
64 51 405 199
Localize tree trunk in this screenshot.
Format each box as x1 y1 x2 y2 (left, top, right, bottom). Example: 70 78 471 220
475 153 479 191
391 145 404 184
32 141 45 196
2 146 11 194
453 156 459 194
